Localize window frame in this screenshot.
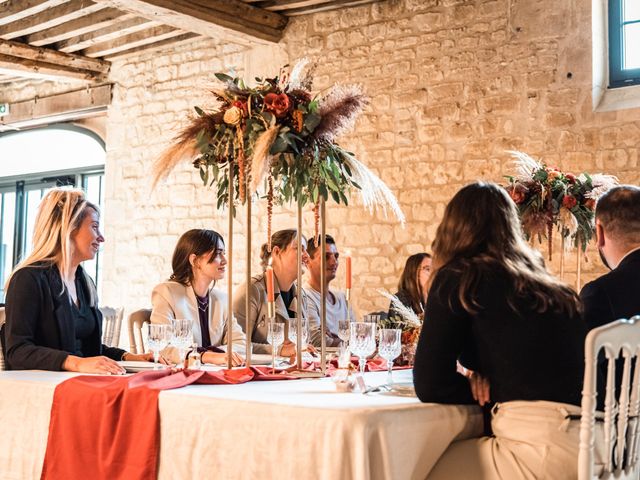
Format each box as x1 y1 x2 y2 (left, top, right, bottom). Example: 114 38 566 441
608 0 640 88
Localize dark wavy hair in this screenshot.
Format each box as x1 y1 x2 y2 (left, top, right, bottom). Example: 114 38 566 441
170 229 224 285
398 252 431 314
429 181 579 316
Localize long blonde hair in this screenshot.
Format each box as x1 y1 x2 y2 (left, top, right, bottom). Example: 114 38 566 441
429 181 579 316
5 188 99 301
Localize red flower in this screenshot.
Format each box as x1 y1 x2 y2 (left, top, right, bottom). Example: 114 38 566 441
232 100 248 115
263 93 291 117
508 185 527 204
562 195 577 209
565 172 576 183
584 198 596 210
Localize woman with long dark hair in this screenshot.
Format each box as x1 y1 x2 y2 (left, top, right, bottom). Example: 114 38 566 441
151 229 245 366
414 181 588 479
389 252 431 319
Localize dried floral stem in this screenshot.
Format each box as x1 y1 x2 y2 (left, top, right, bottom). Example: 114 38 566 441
236 126 246 203
267 174 274 252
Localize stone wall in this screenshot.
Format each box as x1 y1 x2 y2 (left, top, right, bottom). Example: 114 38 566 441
3 0 640 324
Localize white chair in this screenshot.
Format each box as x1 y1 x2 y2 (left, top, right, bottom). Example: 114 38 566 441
0 307 5 371
579 315 640 480
127 308 151 354
99 306 124 347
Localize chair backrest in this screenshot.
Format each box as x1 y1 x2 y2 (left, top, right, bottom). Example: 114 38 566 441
0 307 5 371
99 306 124 347
579 315 640 480
127 308 151 354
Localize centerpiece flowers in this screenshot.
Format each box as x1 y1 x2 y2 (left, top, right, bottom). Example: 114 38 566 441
504 151 618 259
378 289 422 366
153 59 405 244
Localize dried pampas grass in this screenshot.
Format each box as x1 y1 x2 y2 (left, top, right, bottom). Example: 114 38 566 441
249 125 279 194
314 84 368 142
507 150 542 181
377 289 421 328
341 149 405 225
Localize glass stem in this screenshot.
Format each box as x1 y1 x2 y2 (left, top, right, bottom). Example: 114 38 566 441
153 350 160 369
360 356 366 376
387 360 393 385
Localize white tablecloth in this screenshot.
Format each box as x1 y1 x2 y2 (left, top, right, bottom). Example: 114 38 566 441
0 369 483 480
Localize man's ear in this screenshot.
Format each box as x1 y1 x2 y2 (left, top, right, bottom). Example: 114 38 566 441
596 220 605 248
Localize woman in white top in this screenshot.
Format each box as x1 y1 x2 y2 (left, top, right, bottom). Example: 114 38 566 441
151 229 245 366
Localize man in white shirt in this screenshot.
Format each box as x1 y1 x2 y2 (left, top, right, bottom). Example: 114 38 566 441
304 234 354 347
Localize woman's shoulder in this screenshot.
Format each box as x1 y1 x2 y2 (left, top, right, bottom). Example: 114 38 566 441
10 263 56 285
152 280 188 297
209 287 228 303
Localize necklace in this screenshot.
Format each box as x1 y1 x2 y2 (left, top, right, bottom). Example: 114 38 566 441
194 290 209 313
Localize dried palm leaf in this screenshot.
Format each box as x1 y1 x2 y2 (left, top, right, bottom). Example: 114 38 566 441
152 112 222 188
249 125 279 194
341 149 406 225
507 150 542 181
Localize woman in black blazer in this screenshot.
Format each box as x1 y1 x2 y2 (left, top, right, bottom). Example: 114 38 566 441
2 188 152 373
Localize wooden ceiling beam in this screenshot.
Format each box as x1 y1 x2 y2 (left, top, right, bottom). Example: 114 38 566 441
26 8 133 46
81 25 185 58
57 17 158 53
93 0 288 44
0 0 105 40
284 0 380 16
0 0 68 27
0 38 109 81
104 32 198 59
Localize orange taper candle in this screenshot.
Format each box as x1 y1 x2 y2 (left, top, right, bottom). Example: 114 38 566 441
345 254 352 289
266 264 275 303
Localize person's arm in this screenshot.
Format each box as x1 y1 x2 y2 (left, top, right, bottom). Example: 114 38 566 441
150 284 176 325
4 268 69 370
413 268 475 404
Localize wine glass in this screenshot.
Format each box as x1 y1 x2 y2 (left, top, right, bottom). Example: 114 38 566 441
337 319 350 345
288 317 309 351
267 322 285 372
171 318 193 368
350 322 377 378
147 324 170 369
378 328 402 385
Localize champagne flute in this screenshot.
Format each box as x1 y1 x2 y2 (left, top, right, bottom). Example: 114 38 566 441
147 323 170 369
171 318 193 368
267 322 285 373
350 322 377 379
378 328 402 385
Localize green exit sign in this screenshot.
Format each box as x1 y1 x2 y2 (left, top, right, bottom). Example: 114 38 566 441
0 103 8 116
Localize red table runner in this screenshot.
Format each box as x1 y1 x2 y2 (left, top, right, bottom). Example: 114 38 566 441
40 366 296 480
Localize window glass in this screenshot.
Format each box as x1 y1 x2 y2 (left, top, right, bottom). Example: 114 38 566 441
624 0 640 21
0 192 16 301
624 23 640 69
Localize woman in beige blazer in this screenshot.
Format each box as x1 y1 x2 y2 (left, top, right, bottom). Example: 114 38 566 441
151 229 245 366
233 229 310 355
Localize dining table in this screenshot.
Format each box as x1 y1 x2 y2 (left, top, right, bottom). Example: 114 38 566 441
0 368 483 480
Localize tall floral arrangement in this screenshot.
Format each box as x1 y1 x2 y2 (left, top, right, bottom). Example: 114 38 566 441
154 59 405 242
505 151 618 258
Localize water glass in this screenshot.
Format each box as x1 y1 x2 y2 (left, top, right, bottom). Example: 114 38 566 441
267 322 285 372
171 318 193 367
147 323 171 369
350 322 377 377
363 313 382 324
378 329 402 384
337 319 351 344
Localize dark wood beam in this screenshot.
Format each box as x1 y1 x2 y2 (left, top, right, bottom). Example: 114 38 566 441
0 0 68 27
285 0 380 15
0 0 105 40
26 8 133 46
93 0 288 43
57 17 158 53
81 25 185 57
0 38 109 81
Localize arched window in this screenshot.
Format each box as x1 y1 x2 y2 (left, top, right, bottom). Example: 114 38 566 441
0 125 106 301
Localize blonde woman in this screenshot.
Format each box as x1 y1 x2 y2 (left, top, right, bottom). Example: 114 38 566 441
2 188 152 373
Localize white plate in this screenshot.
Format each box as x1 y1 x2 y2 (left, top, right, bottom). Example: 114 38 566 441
118 361 166 373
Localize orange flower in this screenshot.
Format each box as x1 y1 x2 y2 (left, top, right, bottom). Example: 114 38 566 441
263 93 290 118
508 184 527 204
562 195 577 209
584 198 596 210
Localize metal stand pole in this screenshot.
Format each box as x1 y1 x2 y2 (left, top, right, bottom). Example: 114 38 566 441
296 201 303 370
320 197 327 375
245 195 252 367
226 164 234 369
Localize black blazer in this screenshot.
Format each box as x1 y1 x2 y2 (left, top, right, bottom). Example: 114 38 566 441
2 263 124 371
580 248 640 329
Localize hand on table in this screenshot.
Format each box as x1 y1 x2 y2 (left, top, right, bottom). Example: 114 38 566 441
63 355 126 375
202 351 244 367
124 352 169 364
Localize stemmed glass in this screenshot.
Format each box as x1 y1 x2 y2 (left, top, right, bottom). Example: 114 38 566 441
378 329 402 385
337 319 350 346
171 318 193 368
288 317 309 353
350 322 377 378
147 323 171 369
267 322 285 373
